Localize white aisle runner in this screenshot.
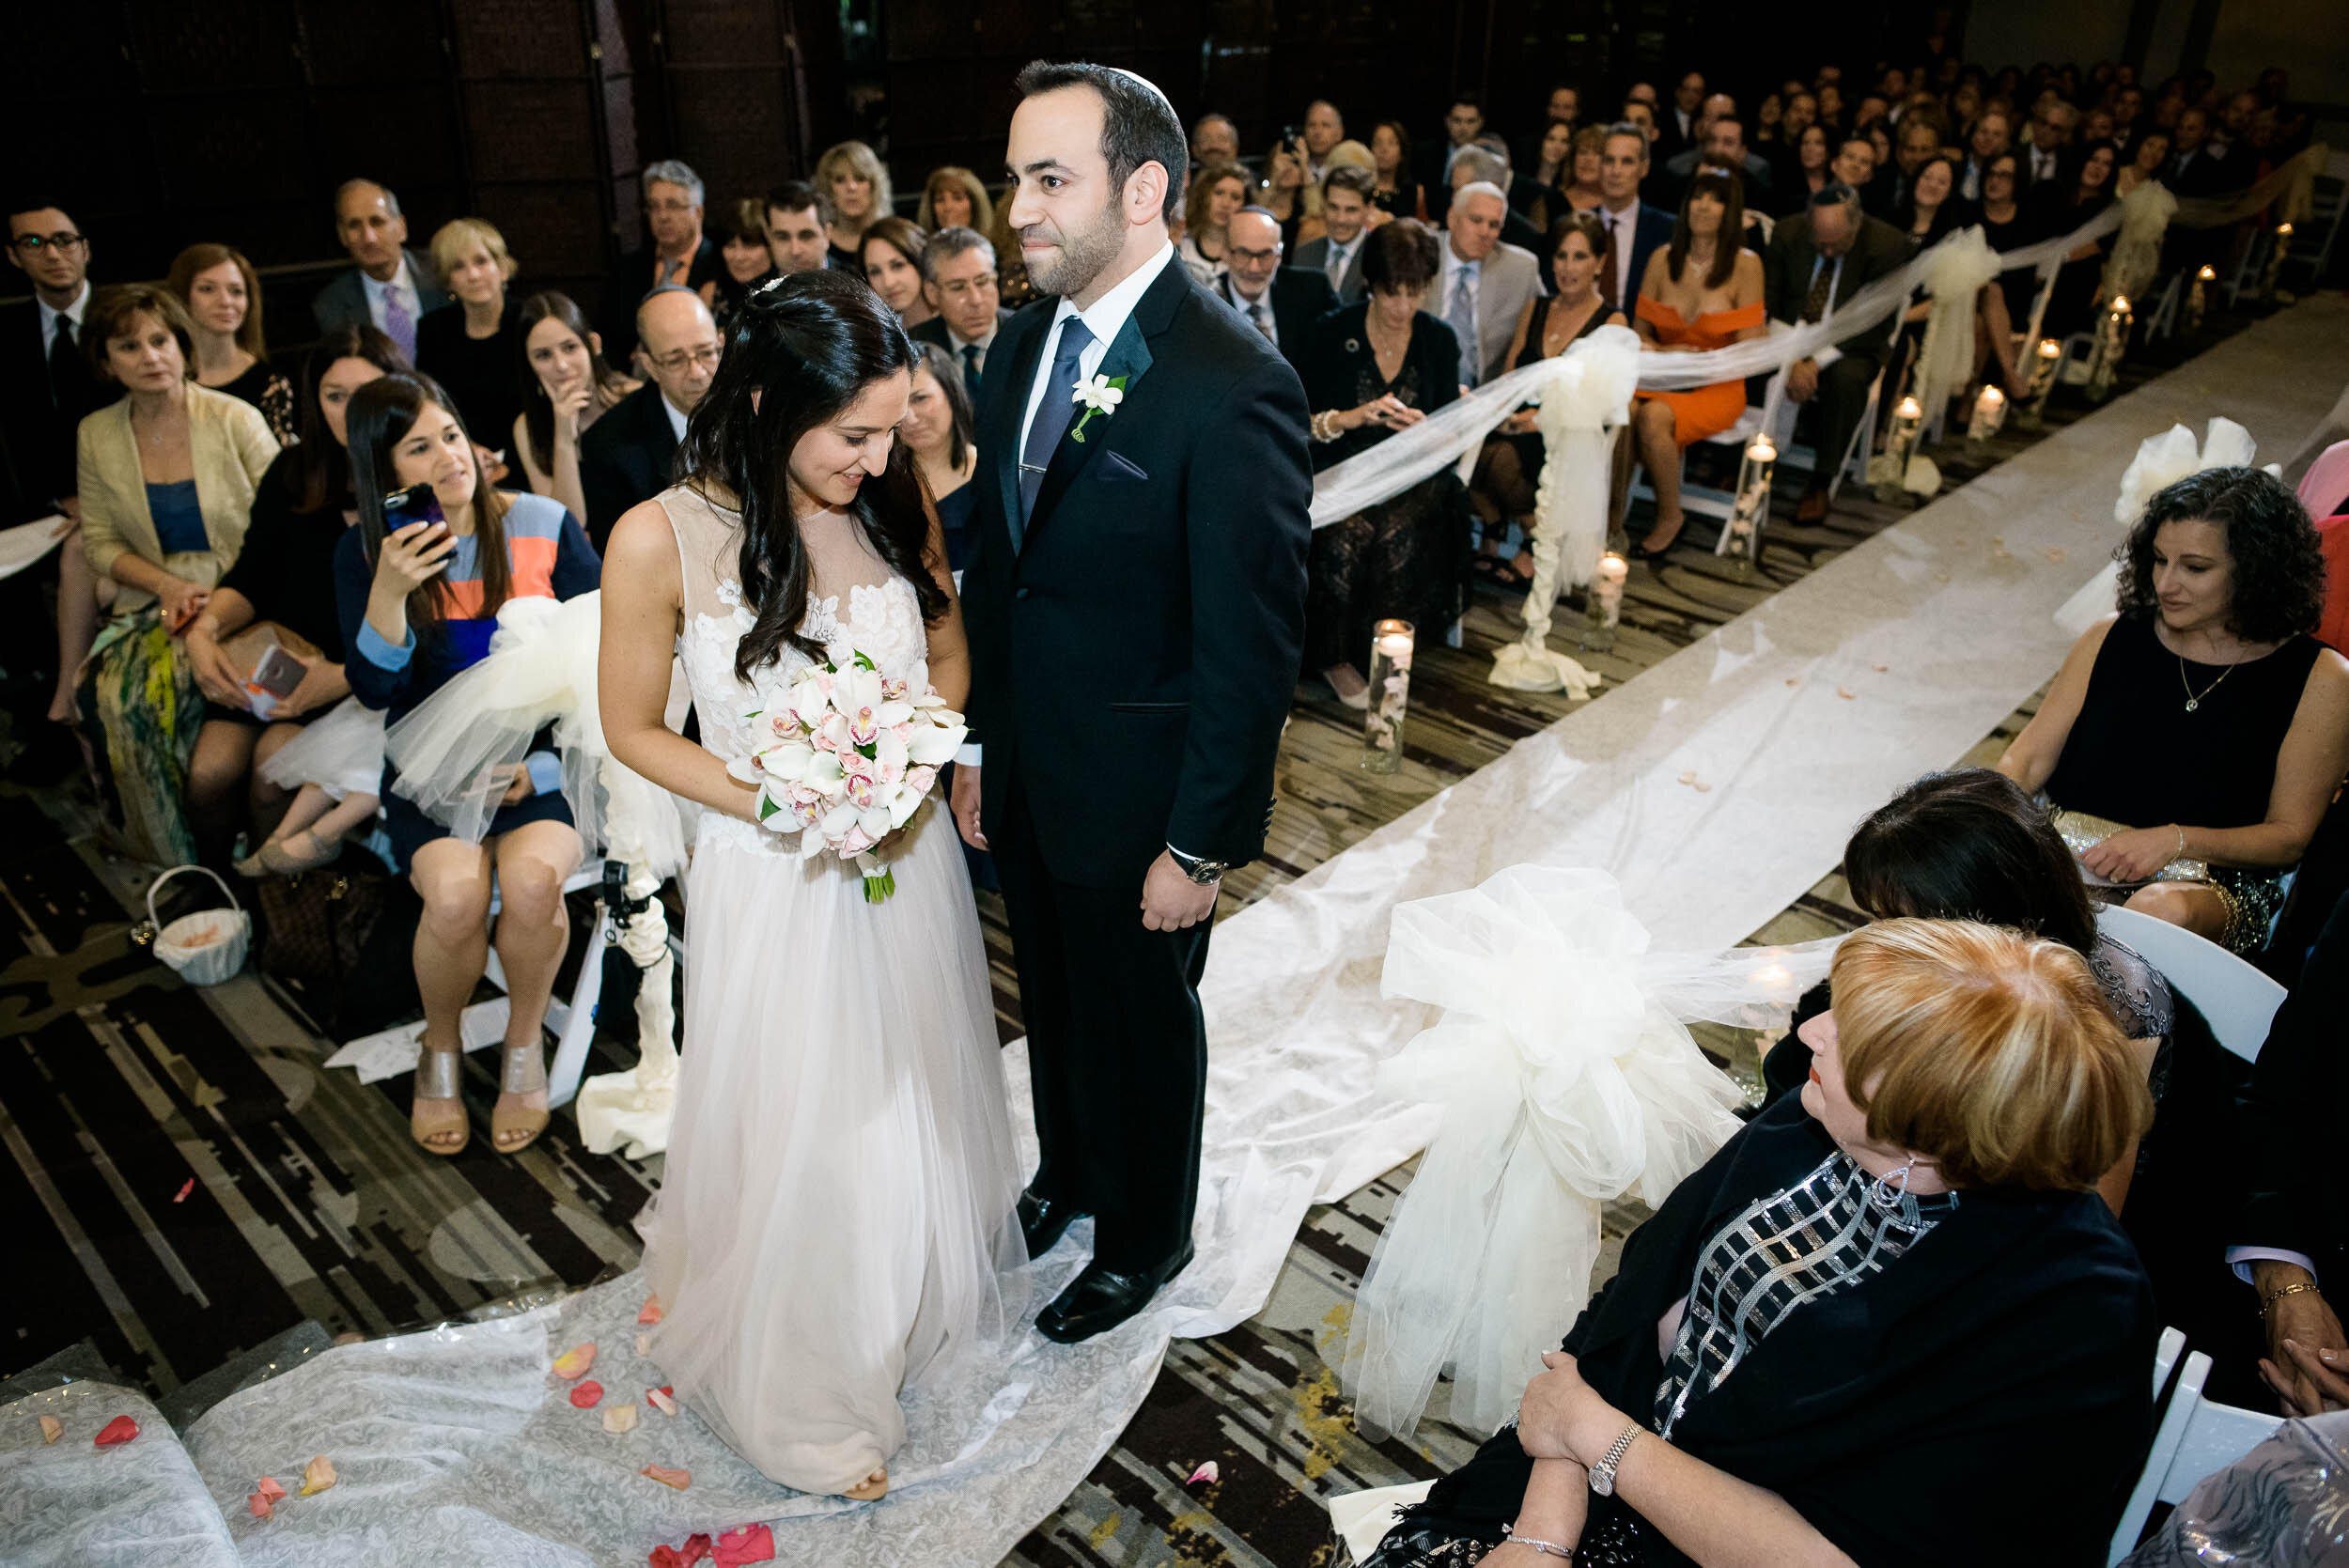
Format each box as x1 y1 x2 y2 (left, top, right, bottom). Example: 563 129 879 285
24 299 2341 1568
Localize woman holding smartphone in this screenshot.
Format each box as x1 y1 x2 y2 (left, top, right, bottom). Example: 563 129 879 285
334 370 599 1158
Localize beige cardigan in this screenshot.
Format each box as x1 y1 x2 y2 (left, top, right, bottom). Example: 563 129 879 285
78 382 280 610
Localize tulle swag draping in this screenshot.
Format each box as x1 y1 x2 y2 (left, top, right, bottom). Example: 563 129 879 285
381 591 693 1155
1339 865 1836 1440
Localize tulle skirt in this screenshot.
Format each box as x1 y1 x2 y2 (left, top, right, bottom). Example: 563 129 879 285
256 694 385 800
639 799 1027 1494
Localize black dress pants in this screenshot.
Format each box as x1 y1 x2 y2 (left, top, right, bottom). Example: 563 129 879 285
992 782 1210 1272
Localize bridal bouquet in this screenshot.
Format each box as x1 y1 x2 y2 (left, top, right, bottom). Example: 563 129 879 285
730 650 967 902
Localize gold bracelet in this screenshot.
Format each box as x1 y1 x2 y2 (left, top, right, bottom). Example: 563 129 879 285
2262 1280 2321 1316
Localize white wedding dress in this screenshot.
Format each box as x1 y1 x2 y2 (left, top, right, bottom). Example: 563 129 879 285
639 484 1026 1495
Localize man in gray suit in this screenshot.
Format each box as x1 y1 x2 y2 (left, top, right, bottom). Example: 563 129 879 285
1419 181 1539 387
1292 166 1375 304
310 179 447 359
908 226 1014 411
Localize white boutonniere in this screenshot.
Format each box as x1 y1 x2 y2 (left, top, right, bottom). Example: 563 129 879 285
1068 373 1127 442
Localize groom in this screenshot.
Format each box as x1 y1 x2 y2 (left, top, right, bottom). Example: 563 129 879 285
953 60 1312 1343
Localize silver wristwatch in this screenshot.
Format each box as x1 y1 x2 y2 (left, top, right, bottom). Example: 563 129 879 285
1588 1424 1641 1497
1167 846 1228 885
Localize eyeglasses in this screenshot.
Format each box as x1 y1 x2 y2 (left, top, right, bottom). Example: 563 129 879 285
1229 244 1282 263
938 274 999 295
10 231 86 255
651 343 723 372
646 199 697 217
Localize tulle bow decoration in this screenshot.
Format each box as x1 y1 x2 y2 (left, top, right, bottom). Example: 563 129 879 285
1340 865 1834 1440
1911 226 2001 431
2100 180 2179 305
2055 418 2280 637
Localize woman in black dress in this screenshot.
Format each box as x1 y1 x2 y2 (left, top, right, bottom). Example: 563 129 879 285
2034 141 2121 338
1470 211 1628 587
1999 467 2349 952
1364 918 2156 1568
1370 120 1429 221
414 218 524 466
166 244 297 443
700 197 780 328
1299 220 1469 706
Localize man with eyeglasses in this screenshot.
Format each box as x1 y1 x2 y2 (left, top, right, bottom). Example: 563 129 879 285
910 227 1012 409
3 202 110 526
1211 207 1335 375
579 287 721 549
602 160 723 367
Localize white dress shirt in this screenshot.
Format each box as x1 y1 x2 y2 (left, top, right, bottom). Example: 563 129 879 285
2028 144 2061 183
1014 240 1178 466
1322 233 1362 289
662 393 691 445
36 279 90 360
1222 277 1277 345
361 259 423 335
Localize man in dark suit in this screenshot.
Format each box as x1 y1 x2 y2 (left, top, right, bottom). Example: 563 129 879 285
578 287 718 548
952 61 1310 1343
1213 208 1338 373
1764 182 1907 523
1593 125 1674 321
909 226 1013 411
602 160 723 368
1652 71 1708 165
1660 114 1775 208
1293 165 1375 304
310 179 449 360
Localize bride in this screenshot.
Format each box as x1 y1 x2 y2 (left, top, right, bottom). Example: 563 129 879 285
599 271 1026 1501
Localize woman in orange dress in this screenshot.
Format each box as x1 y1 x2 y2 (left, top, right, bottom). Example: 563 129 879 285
1616 170 1767 560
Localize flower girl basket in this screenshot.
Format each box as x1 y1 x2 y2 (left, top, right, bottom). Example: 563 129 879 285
136 865 251 986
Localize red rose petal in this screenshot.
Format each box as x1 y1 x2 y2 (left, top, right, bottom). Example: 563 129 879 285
713 1522 774 1565
681 1534 714 1564
249 1491 274 1520
569 1380 604 1409
94 1416 139 1447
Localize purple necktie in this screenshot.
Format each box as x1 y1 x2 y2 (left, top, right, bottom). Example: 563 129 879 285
381 284 415 359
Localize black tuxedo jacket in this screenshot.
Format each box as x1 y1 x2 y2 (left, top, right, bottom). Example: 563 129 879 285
577 380 679 551
910 307 1015 411
1214 267 1339 374
2235 890 2349 1284
601 237 723 365
959 256 1312 891
1595 203 1675 320
0 298 112 522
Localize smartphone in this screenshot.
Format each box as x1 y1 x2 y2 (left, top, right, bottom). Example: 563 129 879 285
384 482 445 534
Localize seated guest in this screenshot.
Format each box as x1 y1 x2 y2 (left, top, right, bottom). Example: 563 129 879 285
1974 151 2038 394
909 227 1009 407
1556 125 1608 215
1178 163 1251 287
413 218 523 463
1882 114 1948 212
903 343 979 574
2115 129 2171 197
165 244 295 443
75 284 280 864
1955 108 2012 201
184 325 407 865
1764 182 1907 524
1369 120 1428 221
1 200 112 728
311 179 450 357
512 291 639 543
2232 889 2349 1419
1662 113 1775 207
763 180 831 278
1523 118 1576 206
917 165 993 235
699 197 779 327
334 371 598 1157
1880 155 1970 411
815 140 890 272
1517 85 1580 168
1777 123 1835 215
1213 208 1337 373
2035 140 2120 337
1300 220 1469 707
1471 211 1627 585
1421 181 1541 389
578 287 718 549
1591 126 1675 324
1367 918 2156 1568
1615 171 1766 560
1447 147 1548 264
1617 98 1657 147
603 161 721 366
1829 135 1883 213
1190 111 1240 170
1294 166 1377 304
859 216 934 330
1998 467 2349 953
2024 99 2077 187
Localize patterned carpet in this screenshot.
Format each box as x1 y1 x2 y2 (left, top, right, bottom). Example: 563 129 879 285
0 308 2242 1563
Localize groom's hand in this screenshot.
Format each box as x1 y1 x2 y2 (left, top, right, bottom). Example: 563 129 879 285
951 766 988 850
1141 852 1218 932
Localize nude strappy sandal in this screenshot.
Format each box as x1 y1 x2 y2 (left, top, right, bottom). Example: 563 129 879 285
411 1044 470 1157
491 1042 550 1155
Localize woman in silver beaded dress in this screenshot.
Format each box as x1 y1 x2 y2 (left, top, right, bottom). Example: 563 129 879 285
1360 920 2156 1568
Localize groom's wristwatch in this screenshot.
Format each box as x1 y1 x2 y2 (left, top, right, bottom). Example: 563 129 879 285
1167 846 1228 885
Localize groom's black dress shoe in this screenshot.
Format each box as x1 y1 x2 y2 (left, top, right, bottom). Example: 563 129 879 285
1034 1244 1195 1344
1018 1190 1090 1260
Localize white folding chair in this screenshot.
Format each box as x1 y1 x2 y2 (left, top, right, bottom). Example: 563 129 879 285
2093 905 2287 1063
2107 1348 2284 1563
2139 272 2184 344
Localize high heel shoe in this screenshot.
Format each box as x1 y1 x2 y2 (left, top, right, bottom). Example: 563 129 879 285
411 1043 470 1157
491 1040 549 1155
1629 520 1685 562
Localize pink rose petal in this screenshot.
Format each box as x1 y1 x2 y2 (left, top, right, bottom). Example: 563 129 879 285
638 1296 665 1326
256 1477 287 1502
1186 1460 1220 1486
641 1463 692 1490
248 1490 275 1520
173 1179 194 1203
713 1522 775 1564
552 1343 598 1380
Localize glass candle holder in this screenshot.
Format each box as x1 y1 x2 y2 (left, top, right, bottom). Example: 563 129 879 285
2019 336 2062 427
1965 384 2006 454
2262 223 2294 298
2086 295 2132 400
2186 264 2214 334
1876 395 1923 499
1580 553 1627 653
1719 435 1776 578
1361 618 1414 775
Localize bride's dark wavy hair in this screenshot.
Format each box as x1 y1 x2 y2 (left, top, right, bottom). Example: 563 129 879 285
675 271 944 681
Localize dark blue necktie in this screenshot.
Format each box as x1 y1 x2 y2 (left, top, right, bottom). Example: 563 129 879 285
1016 316 1096 540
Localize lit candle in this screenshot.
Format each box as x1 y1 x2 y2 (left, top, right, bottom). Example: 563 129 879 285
2262 222 2295 296
2187 263 2214 333
1362 618 1415 774
1967 384 2006 445
2087 295 2133 399
1593 553 1627 622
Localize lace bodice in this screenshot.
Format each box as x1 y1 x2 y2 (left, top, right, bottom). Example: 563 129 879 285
661 485 931 768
